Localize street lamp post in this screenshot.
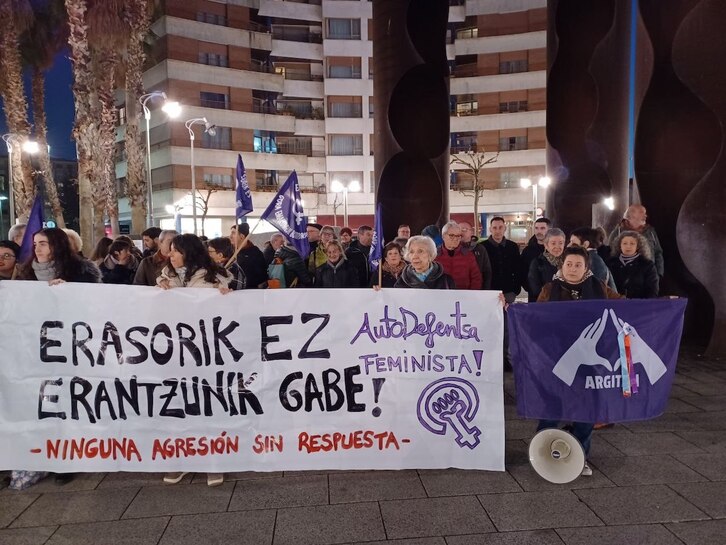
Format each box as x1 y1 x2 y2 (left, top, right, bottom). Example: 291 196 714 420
330 179 361 227
139 92 182 228
185 118 216 235
0 195 7 239
2 133 40 226
520 176 551 223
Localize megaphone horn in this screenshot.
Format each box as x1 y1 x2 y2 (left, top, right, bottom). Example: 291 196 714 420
529 428 585 484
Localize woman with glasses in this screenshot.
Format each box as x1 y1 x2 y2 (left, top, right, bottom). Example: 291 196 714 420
0 240 21 280
207 237 247 290
434 221 481 290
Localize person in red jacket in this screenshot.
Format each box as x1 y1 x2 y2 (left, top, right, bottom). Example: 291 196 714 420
435 221 482 290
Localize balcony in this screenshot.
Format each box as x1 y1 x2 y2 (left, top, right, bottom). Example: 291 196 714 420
272 27 323 43
277 137 314 156
328 103 362 118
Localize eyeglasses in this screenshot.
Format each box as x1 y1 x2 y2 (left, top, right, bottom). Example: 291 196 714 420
0 253 16 260
446 234 463 239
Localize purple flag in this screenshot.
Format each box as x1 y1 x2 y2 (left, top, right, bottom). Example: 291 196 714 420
19 194 44 261
259 171 310 257
369 202 383 271
235 154 253 222
508 298 687 423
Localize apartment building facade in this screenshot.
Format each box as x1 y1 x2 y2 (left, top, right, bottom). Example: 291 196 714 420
115 0 547 242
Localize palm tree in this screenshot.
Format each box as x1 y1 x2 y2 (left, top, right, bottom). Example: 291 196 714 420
21 0 69 228
0 0 35 221
123 0 152 235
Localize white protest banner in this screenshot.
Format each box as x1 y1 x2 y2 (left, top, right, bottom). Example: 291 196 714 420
0 282 504 472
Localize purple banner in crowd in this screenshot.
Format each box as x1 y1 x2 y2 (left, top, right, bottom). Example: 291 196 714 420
508 298 687 423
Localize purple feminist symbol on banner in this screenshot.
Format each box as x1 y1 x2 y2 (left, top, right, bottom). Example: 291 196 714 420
417 377 481 449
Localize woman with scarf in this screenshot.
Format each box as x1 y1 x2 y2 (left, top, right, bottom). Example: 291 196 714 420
536 245 622 476
607 231 659 299
12 228 101 490
371 241 405 288
394 236 455 289
314 240 359 288
156 234 231 487
527 228 566 302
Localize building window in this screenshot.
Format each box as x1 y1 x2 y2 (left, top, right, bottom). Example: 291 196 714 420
117 106 126 127
200 92 229 109
197 12 227 26
451 132 477 153
499 170 528 188
255 170 278 190
499 101 529 113
202 127 231 150
328 98 362 118
253 131 277 153
202 173 233 189
499 136 528 151
329 135 363 156
499 60 528 74
199 52 228 67
327 58 362 79
326 18 361 40
456 27 478 40
454 99 478 116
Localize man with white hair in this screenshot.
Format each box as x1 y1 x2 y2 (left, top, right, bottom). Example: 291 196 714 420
134 229 178 286
608 204 664 277
263 232 286 265
8 223 26 246
435 221 482 290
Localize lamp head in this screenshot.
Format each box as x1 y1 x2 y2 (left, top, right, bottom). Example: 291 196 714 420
331 180 343 193
520 178 532 189
162 101 182 118
22 140 40 154
538 176 551 188
348 180 361 192
204 120 217 136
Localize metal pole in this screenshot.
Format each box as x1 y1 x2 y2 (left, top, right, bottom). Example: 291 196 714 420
190 135 197 235
145 114 154 227
533 184 538 221
7 147 14 226
343 187 349 226
0 197 5 238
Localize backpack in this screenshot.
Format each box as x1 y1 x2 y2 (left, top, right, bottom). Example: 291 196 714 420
267 258 286 289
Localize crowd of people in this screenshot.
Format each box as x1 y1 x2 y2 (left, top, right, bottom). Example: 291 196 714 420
0 203 665 487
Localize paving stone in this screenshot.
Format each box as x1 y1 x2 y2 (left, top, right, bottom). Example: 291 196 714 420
674 431 726 452
664 398 704 413
159 510 275 545
0 493 39 528
585 437 625 458
341 539 445 545
228 475 328 510
622 413 696 433
446 529 564 545
673 452 726 481
677 395 726 412
418 469 521 497
574 484 708 524
122 482 232 519
505 439 531 467
274 502 385 545
478 490 601 532
556 524 683 545
381 496 494 538
329 470 425 503
679 411 726 431
668 384 704 399
670 481 726 518
0 474 103 496
591 455 706 486
47 517 168 545
507 462 615 492
191 470 283 483
11 488 137 528
666 519 726 545
506 420 537 440
679 382 726 396
0 526 57 545
600 432 705 456
97 472 190 489
282 470 329 477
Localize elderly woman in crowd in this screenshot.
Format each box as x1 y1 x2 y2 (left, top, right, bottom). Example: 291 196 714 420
395 235 455 289
99 239 139 285
157 234 230 487
0 240 21 280
308 224 336 273
89 236 113 266
527 228 566 302
208 236 247 290
536 245 622 477
371 241 405 288
607 230 659 299
314 240 358 288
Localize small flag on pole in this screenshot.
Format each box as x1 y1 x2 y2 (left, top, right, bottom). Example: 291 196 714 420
19 194 44 261
260 171 310 258
235 154 253 223
369 202 383 271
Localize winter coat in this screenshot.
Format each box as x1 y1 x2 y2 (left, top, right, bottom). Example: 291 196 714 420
483 237 521 295
275 245 313 287
588 249 617 291
345 240 371 288
527 254 558 303
22 258 101 283
235 240 268 288
314 259 359 288
134 252 168 286
538 273 623 302
520 236 544 293
157 266 230 289
394 262 455 289
435 244 482 290
100 255 138 285
607 255 659 299
469 241 492 289
608 222 664 276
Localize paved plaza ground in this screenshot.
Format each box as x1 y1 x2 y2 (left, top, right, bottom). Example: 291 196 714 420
2 350 725 545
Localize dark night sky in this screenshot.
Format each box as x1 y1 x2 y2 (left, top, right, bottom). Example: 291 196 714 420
0 51 76 160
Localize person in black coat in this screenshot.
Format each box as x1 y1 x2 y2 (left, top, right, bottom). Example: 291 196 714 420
230 223 267 288
315 241 359 288
99 239 139 285
345 226 373 287
482 217 520 302
274 244 313 287
519 217 551 294
607 231 659 299
394 236 455 289
527 228 565 302
370 241 405 288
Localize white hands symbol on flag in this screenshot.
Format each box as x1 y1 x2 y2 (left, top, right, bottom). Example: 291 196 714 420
552 308 666 387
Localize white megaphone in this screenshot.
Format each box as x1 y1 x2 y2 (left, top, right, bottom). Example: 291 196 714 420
529 428 585 484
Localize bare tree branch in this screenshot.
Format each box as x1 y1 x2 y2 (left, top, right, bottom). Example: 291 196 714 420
450 149 499 235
